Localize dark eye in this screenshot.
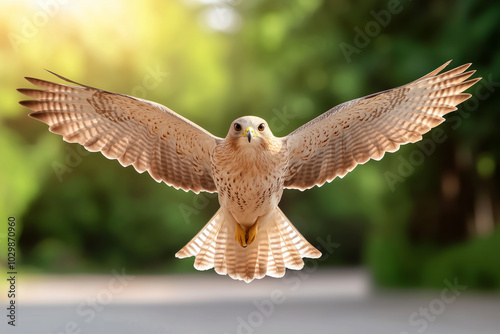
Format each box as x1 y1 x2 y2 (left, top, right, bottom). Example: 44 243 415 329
258 123 265 131
234 123 242 131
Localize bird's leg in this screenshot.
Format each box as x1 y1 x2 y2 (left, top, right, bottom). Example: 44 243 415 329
235 223 247 247
246 222 258 246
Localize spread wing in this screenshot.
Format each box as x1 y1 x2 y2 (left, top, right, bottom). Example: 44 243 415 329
19 72 222 193
284 61 481 190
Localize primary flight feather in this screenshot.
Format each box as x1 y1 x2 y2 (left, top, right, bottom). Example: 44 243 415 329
19 61 480 282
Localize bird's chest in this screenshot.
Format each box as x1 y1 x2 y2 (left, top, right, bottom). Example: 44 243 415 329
212 144 286 224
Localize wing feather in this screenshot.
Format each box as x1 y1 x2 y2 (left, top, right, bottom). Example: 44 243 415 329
284 61 481 190
19 72 221 193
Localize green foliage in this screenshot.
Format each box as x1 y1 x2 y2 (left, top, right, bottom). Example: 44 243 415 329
2 0 499 288
421 230 500 289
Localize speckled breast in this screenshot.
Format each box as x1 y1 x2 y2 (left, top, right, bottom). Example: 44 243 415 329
212 140 288 226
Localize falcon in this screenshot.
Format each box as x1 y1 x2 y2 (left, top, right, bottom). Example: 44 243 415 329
19 61 480 282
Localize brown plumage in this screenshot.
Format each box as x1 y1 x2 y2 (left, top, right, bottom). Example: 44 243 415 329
19 61 481 282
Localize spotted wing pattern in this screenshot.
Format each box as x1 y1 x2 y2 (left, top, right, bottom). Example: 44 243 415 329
19 72 221 193
284 61 481 190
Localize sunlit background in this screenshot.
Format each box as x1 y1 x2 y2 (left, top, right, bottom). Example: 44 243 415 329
1 0 500 332
2 0 500 284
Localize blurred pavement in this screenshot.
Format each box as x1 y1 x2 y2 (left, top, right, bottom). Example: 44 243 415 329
4 268 500 334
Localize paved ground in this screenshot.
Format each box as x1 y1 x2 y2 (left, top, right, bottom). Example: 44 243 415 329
3 269 500 334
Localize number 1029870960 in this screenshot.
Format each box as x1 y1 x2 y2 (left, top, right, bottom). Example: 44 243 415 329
7 217 16 271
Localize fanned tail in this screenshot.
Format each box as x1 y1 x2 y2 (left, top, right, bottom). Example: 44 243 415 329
175 207 321 283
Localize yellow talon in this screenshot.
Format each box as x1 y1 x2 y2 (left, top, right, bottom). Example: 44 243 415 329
246 223 258 246
235 223 258 248
235 223 247 247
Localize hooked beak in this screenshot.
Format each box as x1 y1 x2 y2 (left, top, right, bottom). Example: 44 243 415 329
244 126 255 143
247 130 253 142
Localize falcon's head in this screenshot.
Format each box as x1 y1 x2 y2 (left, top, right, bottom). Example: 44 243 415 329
227 116 274 146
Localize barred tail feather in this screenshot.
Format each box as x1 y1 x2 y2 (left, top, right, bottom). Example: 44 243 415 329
175 207 321 283
175 208 224 270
